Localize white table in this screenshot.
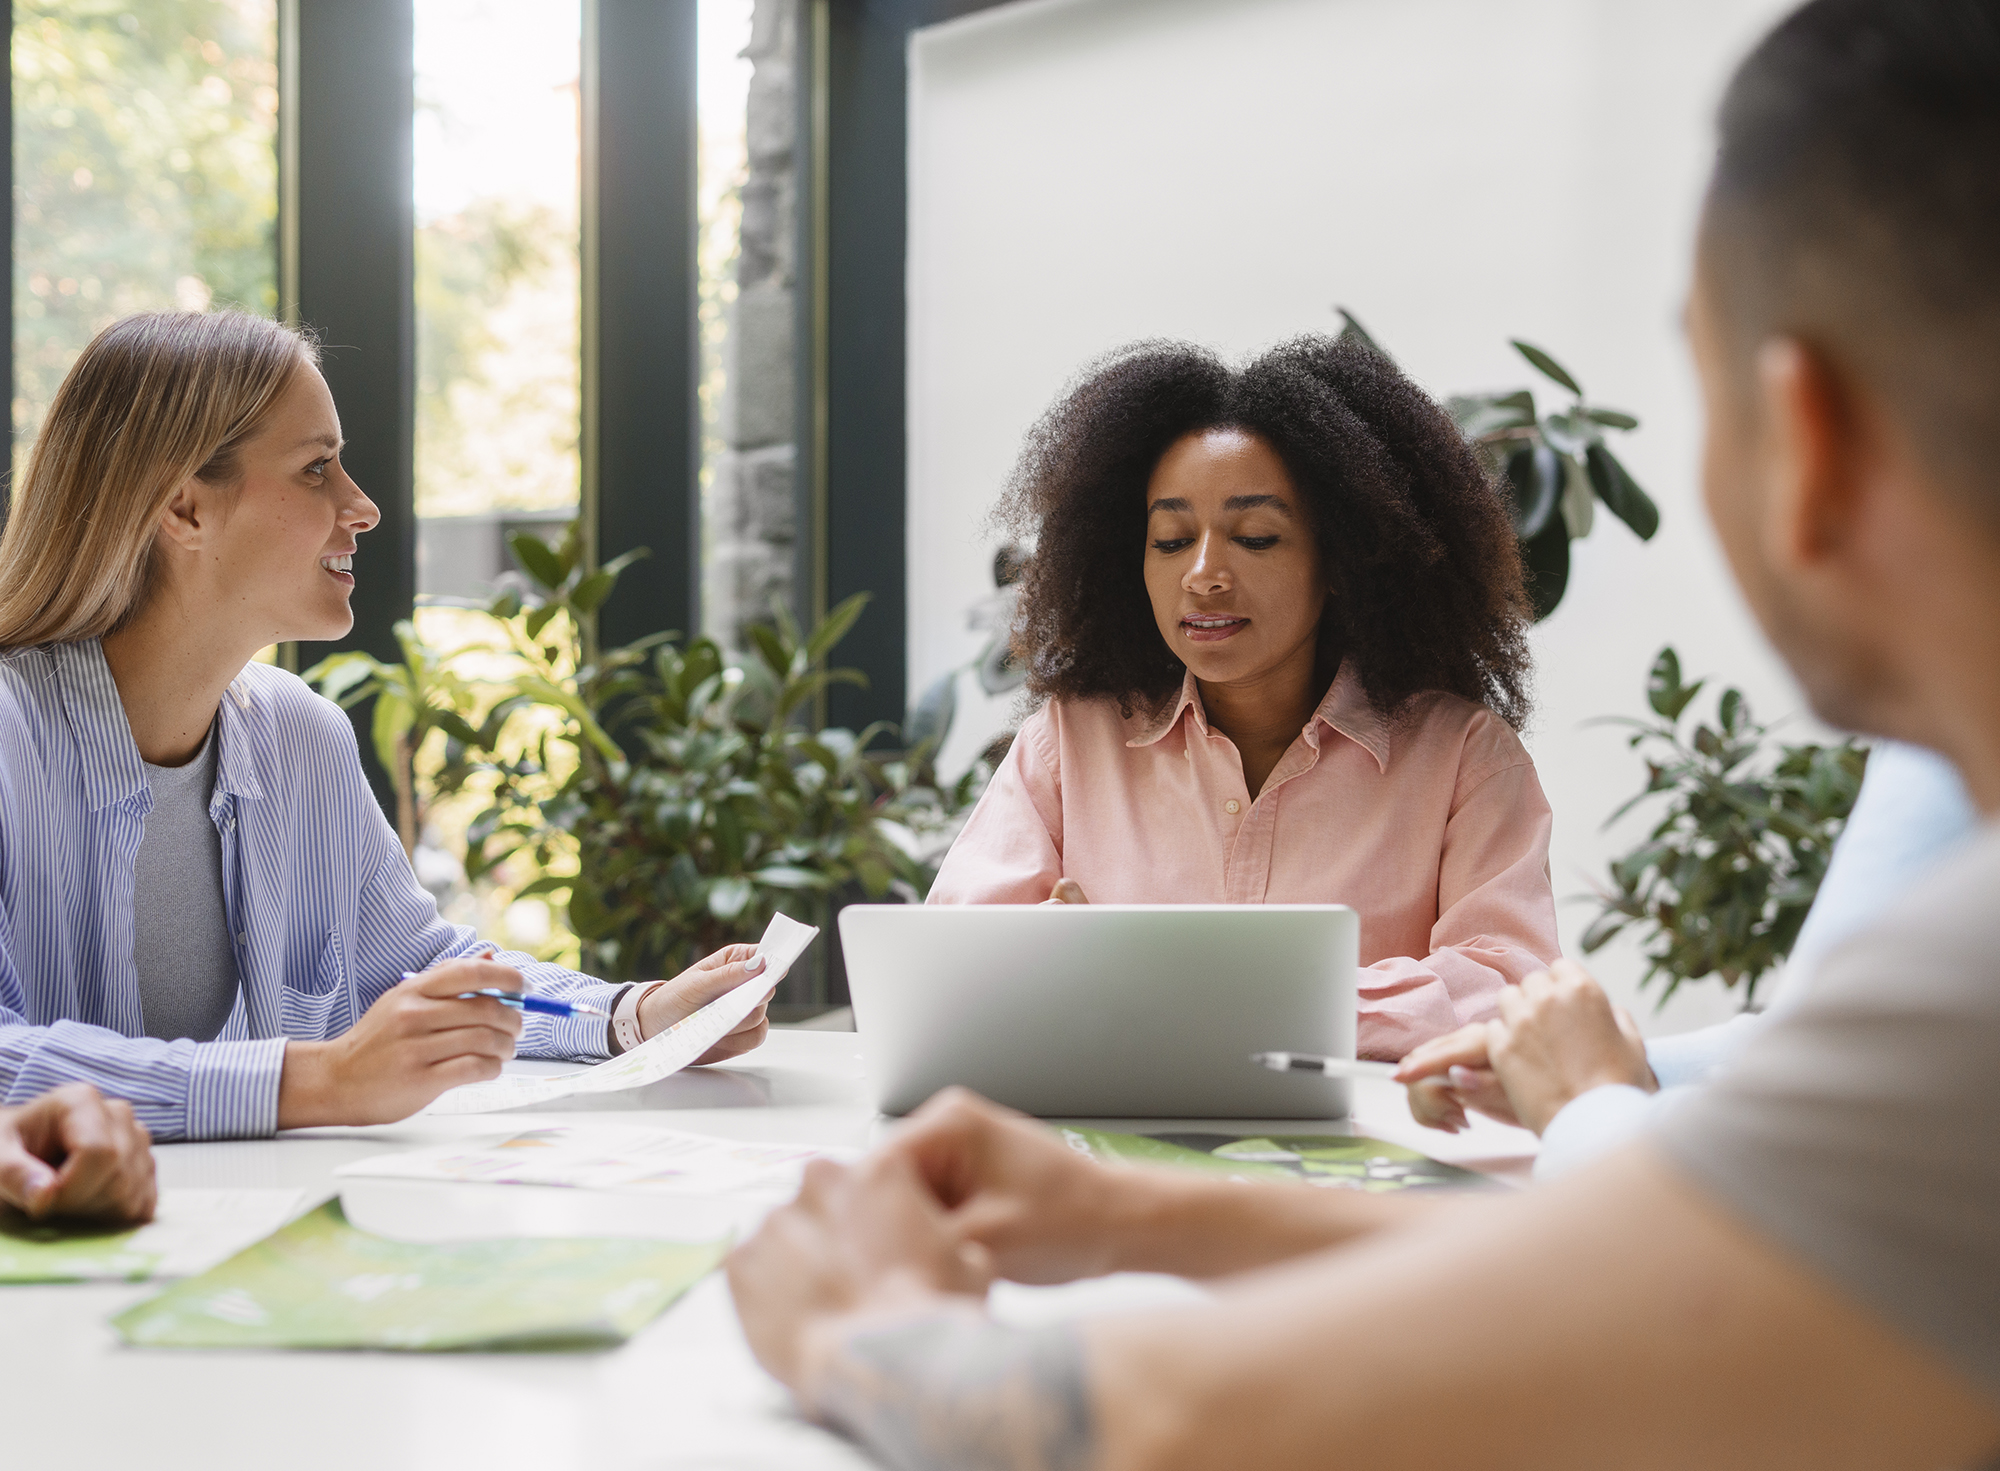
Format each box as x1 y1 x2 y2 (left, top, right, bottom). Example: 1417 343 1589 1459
1 1031 1537 1470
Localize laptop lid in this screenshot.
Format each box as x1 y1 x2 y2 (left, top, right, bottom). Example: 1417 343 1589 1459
839 904 1359 1118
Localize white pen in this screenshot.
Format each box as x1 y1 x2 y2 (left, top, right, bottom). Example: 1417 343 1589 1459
1250 1050 1401 1083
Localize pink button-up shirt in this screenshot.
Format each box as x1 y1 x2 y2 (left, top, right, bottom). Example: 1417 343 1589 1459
928 665 1560 1058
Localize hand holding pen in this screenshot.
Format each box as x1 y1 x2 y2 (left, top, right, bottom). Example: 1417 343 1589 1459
277 953 531 1129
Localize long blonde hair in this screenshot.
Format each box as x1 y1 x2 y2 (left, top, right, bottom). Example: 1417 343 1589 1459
0 310 318 649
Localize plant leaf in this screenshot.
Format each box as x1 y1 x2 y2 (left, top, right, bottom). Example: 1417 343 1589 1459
1511 339 1583 396
1505 444 1563 540
804 592 872 666
1517 508 1571 622
1584 406 1639 430
752 865 833 890
569 567 618 616
906 669 958 758
1333 306 1388 359
509 530 565 591
1585 444 1661 541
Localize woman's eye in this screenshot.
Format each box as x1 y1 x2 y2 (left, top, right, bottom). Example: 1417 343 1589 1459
1150 538 1194 553
1235 536 1280 550
305 459 329 478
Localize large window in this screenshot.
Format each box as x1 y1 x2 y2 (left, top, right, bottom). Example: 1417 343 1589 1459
12 0 278 478
410 0 582 603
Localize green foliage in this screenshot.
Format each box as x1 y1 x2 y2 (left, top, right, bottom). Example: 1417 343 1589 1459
303 624 489 859
1583 648 1867 1008
341 524 987 983
14 1 278 455
413 197 579 516
1335 311 1660 621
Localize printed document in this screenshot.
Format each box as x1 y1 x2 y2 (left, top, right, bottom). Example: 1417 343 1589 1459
423 911 817 1116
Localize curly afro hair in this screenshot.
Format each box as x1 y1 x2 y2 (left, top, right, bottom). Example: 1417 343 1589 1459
997 334 1535 730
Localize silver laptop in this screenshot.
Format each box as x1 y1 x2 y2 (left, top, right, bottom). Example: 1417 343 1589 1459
839 904 1360 1118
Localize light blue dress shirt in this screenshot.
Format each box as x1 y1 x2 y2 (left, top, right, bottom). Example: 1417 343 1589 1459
1537 740 1979 1179
0 640 620 1141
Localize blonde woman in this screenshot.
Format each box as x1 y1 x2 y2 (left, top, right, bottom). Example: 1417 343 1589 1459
0 311 771 1141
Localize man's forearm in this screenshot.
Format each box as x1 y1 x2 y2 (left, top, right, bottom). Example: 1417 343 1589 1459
1102 1168 1452 1279
808 1308 1096 1471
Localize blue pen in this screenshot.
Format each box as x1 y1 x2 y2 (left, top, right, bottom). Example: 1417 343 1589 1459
455 987 613 1020
400 949 613 1020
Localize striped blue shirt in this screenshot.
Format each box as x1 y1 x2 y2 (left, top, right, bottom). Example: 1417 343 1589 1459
0 639 620 1141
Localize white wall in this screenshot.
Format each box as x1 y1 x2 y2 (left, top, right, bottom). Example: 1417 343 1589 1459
907 0 1811 1036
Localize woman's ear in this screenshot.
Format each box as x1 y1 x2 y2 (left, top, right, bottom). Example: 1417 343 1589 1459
155 476 210 554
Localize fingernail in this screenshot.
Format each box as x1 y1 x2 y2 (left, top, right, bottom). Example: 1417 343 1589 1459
745 953 766 973
1449 1066 1478 1089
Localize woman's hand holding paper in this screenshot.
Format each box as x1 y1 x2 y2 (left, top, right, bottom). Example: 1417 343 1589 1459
637 944 773 1063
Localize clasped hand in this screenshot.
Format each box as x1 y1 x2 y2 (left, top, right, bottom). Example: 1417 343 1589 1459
727 1088 1120 1406
0 1083 156 1225
1394 958 1657 1134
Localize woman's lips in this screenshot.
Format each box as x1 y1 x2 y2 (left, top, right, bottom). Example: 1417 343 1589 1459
1180 615 1248 643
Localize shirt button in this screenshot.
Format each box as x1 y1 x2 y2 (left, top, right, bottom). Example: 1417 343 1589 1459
1225 799 1242 815
236 933 248 945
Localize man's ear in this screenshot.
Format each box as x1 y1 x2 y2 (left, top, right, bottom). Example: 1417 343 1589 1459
1755 337 1860 572
155 476 211 554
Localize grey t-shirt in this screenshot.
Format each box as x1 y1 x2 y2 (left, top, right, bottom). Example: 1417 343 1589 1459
1652 819 2000 1406
133 721 239 1041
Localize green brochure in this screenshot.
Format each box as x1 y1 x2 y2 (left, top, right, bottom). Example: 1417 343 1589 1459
113 1200 727 1352
0 1188 303 1283
1061 1128 1488 1193
0 1214 159 1282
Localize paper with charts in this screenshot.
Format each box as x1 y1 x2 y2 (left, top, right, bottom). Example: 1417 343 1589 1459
422 911 817 1116
337 1122 849 1198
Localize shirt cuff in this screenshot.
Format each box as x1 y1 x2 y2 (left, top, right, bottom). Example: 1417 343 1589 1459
1534 1084 1659 1183
1645 1013 1765 1089
519 981 627 1061
186 1037 288 1141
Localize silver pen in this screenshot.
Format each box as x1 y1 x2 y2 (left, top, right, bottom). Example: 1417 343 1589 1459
1249 1050 1401 1083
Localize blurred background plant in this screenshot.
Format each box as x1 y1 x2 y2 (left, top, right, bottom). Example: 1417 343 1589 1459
1582 647 1867 1008
310 522 989 998
12 0 278 480
904 542 1031 777
304 625 492 861
1335 309 1660 619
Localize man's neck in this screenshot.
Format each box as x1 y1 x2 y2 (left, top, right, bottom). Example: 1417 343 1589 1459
101 598 260 767
1914 642 2000 819
1875 512 2000 820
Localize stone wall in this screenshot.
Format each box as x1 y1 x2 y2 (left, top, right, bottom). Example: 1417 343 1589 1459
703 0 799 651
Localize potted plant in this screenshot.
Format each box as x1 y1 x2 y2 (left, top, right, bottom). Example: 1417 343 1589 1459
1582 647 1866 1007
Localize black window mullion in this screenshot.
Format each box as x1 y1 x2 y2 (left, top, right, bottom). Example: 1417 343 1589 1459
292 0 417 813
583 0 699 654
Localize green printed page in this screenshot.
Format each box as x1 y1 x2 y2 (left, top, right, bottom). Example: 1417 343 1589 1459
1061 1129 1486 1193
0 1214 158 1282
114 1201 727 1352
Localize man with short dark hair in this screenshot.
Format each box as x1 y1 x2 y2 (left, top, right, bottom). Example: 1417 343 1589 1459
725 2 2000 1465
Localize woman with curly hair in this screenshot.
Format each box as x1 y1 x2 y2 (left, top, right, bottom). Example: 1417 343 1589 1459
928 334 1559 1059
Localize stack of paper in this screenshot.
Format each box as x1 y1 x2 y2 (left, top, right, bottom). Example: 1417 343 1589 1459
337 1124 842 1198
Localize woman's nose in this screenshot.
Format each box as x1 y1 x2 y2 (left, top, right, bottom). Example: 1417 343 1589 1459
1182 533 1231 594
343 481 382 534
